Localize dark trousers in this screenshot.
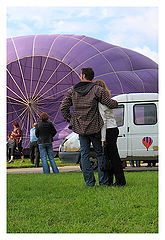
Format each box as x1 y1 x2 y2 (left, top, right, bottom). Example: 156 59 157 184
30 141 40 167
7 144 12 161
11 141 24 157
106 127 126 185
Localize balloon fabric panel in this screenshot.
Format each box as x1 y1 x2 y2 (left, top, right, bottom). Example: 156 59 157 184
7 35 158 150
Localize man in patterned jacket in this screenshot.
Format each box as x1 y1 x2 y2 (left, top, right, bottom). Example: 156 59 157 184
60 67 118 186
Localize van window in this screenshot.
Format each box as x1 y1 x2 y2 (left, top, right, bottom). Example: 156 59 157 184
133 103 157 125
114 105 124 127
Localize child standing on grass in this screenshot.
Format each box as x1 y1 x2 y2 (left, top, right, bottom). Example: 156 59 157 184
7 134 14 161
94 80 126 186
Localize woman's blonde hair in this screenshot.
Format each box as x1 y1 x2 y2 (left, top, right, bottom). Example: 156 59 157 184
94 79 111 98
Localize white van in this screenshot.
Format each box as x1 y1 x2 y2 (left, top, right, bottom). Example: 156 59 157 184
59 93 158 169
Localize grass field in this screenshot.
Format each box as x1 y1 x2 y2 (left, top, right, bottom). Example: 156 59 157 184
6 157 76 168
7 171 158 233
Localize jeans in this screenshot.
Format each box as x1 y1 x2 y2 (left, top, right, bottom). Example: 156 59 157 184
11 141 24 157
79 133 109 186
38 143 59 174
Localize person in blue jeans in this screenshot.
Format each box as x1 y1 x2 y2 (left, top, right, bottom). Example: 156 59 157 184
35 112 59 174
61 67 118 186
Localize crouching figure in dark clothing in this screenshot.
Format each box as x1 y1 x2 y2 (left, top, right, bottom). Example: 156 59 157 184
7 134 14 161
35 112 59 174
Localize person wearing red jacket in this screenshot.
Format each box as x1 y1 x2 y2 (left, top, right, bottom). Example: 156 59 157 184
8 121 24 163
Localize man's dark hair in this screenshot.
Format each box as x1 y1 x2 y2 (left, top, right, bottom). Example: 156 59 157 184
81 68 94 81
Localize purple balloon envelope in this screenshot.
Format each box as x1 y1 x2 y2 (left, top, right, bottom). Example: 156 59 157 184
7 34 158 150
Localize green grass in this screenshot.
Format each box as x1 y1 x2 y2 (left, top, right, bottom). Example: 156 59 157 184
7 171 158 233
6 157 76 168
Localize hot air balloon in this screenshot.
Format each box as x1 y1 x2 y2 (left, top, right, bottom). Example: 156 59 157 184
7 34 158 151
142 137 153 151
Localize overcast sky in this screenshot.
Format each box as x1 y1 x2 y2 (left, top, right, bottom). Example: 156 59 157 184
7 6 158 63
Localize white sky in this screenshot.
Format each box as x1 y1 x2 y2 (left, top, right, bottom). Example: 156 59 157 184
7 6 158 62
6 5 158 62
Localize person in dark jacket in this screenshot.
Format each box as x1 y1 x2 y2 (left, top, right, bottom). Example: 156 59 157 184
35 112 59 174
60 67 118 186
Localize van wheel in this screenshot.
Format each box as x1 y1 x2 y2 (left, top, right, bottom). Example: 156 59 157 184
79 152 98 171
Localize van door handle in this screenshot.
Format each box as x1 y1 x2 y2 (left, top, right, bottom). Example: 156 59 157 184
118 134 125 137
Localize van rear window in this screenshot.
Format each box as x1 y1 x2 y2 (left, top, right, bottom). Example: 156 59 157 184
113 105 124 127
133 103 157 125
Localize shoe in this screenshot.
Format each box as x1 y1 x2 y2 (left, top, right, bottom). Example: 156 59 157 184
113 182 126 187
8 156 14 163
107 183 114 187
8 160 14 164
20 156 25 163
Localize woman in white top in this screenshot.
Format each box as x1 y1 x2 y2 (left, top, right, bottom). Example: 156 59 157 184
94 80 126 186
